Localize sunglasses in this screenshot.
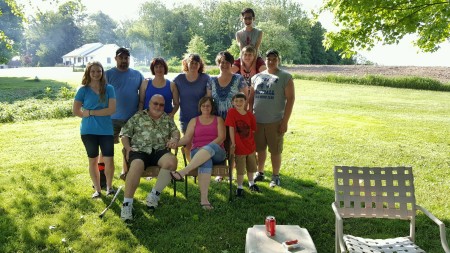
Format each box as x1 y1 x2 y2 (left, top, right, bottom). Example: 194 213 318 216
152 102 165 107
243 17 253 20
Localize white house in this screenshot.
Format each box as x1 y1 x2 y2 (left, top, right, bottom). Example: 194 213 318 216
62 43 136 68
62 43 103 66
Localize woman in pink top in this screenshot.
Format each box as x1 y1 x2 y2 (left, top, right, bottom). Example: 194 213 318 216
171 97 226 210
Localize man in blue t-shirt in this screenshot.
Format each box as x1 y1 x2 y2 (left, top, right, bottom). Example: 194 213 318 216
102 48 144 177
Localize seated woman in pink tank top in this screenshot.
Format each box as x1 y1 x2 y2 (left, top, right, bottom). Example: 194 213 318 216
171 97 226 210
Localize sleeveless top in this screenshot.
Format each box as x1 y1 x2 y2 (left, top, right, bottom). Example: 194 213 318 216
143 79 173 114
236 28 262 48
192 116 219 150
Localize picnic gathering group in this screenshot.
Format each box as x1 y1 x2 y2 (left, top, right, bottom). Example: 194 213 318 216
72 8 295 221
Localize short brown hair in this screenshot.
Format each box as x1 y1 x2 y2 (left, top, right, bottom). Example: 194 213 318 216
232 92 247 101
150 57 168 75
197 96 217 115
182 54 205 73
215 51 234 66
241 8 255 17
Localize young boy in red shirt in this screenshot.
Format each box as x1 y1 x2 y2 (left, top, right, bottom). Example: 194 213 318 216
225 92 261 196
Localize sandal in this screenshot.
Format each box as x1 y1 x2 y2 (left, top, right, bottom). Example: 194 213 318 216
201 203 214 210
170 171 184 182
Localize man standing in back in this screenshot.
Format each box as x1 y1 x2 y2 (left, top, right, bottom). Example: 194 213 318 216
103 48 144 179
250 49 295 188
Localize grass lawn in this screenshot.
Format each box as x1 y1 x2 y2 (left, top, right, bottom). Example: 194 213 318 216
0 74 449 252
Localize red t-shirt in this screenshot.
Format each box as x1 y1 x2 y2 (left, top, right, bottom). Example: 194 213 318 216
225 108 256 155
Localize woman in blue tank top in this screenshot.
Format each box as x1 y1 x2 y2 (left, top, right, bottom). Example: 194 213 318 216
138 58 179 117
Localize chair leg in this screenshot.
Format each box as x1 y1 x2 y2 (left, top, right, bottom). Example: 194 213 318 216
228 170 233 202
173 179 177 197
185 175 188 198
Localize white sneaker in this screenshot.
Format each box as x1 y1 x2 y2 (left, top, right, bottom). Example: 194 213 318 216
269 176 281 188
146 192 160 209
121 202 133 221
254 172 265 182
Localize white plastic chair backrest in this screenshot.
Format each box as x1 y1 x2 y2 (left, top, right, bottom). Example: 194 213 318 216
334 166 416 220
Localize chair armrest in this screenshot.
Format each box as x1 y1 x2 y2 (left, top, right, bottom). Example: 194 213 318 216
332 202 347 253
416 205 450 253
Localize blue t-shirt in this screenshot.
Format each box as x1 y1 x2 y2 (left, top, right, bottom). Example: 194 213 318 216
74 84 116 135
173 73 210 123
143 79 174 113
105 67 144 121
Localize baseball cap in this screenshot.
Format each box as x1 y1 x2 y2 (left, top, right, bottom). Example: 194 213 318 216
116 47 130 56
265 49 279 58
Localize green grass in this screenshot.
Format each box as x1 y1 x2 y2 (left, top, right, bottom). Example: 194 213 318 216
0 77 76 123
0 74 449 252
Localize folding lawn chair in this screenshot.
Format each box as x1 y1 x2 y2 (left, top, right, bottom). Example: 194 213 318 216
121 148 178 197
181 145 234 201
332 166 449 253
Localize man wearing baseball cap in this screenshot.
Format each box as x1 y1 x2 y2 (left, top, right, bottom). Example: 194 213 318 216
250 49 295 188
102 47 144 180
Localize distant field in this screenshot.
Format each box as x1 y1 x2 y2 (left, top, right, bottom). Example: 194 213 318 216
2 65 450 84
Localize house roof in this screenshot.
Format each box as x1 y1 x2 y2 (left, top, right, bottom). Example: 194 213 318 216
84 44 120 57
62 43 103 58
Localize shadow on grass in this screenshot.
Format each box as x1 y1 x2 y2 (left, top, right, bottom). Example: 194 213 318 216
115 176 336 252
115 174 449 253
2 168 447 252
0 77 72 103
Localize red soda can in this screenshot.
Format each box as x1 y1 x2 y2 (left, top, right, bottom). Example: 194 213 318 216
265 216 276 236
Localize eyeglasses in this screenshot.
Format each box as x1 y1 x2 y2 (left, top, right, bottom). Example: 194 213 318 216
152 102 165 107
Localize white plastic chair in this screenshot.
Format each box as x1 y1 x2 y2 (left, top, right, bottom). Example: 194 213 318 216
332 166 449 253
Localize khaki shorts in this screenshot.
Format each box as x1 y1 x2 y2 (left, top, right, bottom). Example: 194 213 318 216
255 121 284 154
235 152 257 175
113 119 126 144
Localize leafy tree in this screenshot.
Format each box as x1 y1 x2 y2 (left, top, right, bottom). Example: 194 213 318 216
0 0 24 64
227 39 240 59
186 34 210 64
129 1 169 60
25 1 84 66
309 22 327 64
258 20 296 64
200 1 246 62
83 12 118 44
320 0 450 57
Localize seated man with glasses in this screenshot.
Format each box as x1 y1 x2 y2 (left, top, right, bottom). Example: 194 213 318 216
119 94 180 221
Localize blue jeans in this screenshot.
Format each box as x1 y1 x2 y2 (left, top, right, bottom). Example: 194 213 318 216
190 143 226 174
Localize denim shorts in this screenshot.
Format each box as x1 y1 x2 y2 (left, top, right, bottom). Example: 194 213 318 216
81 134 114 158
190 143 226 174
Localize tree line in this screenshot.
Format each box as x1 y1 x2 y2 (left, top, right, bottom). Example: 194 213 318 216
1 0 355 66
